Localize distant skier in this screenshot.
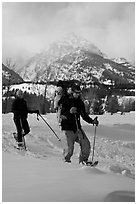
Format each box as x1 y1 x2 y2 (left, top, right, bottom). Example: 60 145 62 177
11 90 39 148
58 84 99 165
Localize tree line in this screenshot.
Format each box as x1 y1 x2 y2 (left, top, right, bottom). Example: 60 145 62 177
2 86 135 115
2 89 51 114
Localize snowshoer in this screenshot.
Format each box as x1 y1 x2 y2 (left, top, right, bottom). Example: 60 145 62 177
54 86 64 126
54 84 73 126
58 84 99 164
11 90 39 148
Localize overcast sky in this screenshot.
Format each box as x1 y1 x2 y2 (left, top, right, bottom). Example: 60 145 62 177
2 2 135 65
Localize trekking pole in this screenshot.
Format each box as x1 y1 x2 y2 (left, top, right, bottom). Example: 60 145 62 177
38 113 61 142
91 124 98 164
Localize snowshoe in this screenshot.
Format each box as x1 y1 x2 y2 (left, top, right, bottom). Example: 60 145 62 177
63 158 71 163
86 161 98 167
80 160 98 167
13 133 27 150
16 146 25 150
14 145 26 151
14 141 27 151
64 160 71 163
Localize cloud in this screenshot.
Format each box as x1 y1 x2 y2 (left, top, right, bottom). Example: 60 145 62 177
2 2 135 64
56 3 135 57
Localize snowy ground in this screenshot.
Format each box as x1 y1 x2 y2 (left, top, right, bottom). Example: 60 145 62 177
2 112 135 202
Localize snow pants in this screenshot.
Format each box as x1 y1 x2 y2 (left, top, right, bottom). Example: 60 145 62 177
14 117 30 142
63 129 91 163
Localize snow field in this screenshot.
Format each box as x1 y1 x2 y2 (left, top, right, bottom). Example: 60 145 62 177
2 112 135 202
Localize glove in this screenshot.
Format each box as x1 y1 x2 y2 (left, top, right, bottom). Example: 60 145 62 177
92 116 99 126
70 107 77 114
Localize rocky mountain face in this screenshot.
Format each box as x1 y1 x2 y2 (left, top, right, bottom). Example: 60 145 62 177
2 64 24 86
17 33 135 85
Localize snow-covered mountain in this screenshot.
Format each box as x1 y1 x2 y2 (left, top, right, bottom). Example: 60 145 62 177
18 33 135 85
2 64 24 86
112 58 135 69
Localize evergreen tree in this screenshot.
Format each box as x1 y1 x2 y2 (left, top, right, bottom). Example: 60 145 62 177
106 95 119 114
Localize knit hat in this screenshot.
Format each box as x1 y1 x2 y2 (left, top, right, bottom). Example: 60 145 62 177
16 89 23 96
72 84 81 92
16 90 23 98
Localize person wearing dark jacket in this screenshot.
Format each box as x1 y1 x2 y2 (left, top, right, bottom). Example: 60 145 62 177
12 90 39 147
59 85 99 164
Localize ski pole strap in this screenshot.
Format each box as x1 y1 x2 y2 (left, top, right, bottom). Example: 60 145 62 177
38 114 61 142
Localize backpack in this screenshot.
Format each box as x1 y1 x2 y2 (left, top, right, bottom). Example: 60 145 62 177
54 86 64 126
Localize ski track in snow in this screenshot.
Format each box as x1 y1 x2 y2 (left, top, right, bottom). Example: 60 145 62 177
2 113 135 179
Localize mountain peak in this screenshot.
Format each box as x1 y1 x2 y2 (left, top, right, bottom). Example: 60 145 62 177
16 33 135 85
59 32 104 56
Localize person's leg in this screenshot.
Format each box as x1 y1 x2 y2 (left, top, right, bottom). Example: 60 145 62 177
21 118 30 136
77 129 91 163
13 118 22 142
63 130 76 162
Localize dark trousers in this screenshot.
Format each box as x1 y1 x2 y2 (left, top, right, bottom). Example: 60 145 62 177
14 117 30 142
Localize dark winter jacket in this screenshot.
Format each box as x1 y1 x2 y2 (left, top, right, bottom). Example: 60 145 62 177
12 98 35 119
59 95 93 132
